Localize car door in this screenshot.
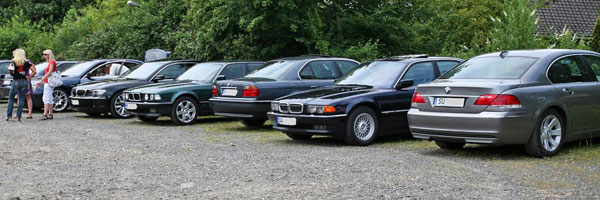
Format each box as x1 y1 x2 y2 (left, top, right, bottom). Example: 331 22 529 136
547 55 598 133
298 60 338 89
390 61 436 130
581 55 600 134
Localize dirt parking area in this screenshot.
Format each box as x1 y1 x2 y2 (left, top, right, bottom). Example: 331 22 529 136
0 102 599 199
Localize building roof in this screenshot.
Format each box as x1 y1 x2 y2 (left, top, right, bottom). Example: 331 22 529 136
536 0 600 37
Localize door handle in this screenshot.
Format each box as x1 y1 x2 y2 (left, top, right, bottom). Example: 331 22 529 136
562 88 575 95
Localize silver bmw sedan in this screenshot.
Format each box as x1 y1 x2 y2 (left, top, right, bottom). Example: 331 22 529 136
407 49 600 157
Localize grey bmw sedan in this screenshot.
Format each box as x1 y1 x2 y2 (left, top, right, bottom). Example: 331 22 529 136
407 49 600 157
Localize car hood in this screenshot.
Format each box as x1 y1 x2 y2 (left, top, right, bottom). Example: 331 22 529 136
75 78 148 90
277 85 379 104
127 80 209 94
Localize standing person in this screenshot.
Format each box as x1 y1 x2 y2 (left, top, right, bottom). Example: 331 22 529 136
6 49 32 121
36 49 56 120
24 59 37 119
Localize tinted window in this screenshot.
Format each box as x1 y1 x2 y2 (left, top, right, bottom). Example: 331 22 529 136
220 64 246 80
401 62 435 85
336 61 407 88
157 64 189 79
125 62 166 80
247 63 263 73
177 63 223 83
246 60 298 79
0 62 10 74
440 57 538 79
300 61 337 79
583 55 600 81
336 61 359 74
58 63 75 72
437 61 460 75
548 56 595 83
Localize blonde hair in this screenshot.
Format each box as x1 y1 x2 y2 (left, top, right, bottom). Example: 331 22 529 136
43 49 55 61
12 49 26 66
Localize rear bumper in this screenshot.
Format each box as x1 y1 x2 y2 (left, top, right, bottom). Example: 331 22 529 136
407 109 535 144
125 101 172 117
209 97 271 120
70 97 110 113
267 112 347 136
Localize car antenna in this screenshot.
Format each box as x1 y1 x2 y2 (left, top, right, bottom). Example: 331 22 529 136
500 51 509 59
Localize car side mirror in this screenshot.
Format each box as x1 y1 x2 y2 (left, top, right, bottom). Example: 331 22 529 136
216 75 226 81
396 79 414 90
153 75 165 82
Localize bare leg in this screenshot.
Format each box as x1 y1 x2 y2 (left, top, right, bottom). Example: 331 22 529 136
26 94 32 117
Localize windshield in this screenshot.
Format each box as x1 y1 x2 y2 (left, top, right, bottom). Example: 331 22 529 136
177 63 223 82
245 61 297 79
0 62 9 74
124 62 164 80
336 62 407 88
439 56 539 79
62 61 98 77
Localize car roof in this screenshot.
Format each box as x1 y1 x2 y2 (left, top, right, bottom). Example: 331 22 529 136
475 49 600 58
200 61 264 65
377 55 463 64
269 55 355 62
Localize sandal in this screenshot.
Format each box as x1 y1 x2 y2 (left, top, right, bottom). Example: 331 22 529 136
5 117 10 121
26 116 32 119
48 114 54 120
41 115 48 120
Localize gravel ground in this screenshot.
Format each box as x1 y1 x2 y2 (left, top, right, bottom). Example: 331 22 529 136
0 102 598 199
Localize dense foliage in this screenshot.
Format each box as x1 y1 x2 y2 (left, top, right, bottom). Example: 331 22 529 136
0 0 591 63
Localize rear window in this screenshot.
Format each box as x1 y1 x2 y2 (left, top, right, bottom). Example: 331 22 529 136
439 56 538 79
245 60 298 79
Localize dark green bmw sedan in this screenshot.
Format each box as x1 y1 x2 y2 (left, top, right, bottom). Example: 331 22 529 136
123 61 264 125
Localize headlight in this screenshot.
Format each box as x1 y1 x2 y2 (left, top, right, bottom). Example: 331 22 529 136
271 102 279 112
143 93 161 101
144 94 149 101
91 90 106 97
306 105 336 114
153 94 161 101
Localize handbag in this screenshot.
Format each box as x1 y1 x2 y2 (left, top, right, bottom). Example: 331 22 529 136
48 71 63 87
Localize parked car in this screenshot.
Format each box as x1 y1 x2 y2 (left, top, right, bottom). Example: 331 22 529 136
1 60 79 101
124 61 265 124
408 49 600 157
0 60 13 99
210 55 360 127
267 55 462 145
70 60 199 118
29 59 142 111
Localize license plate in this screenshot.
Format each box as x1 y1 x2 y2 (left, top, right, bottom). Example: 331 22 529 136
126 103 138 110
3 80 10 85
71 99 79 106
277 117 296 126
221 88 238 96
433 97 465 108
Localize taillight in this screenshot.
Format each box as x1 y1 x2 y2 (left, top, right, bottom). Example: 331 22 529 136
212 85 218 96
412 92 425 103
475 94 521 107
242 86 260 97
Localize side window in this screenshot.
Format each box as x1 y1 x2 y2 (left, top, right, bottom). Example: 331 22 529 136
401 62 435 86
220 64 246 80
89 63 113 77
57 63 75 72
336 61 359 75
247 63 263 73
157 64 189 79
548 56 595 83
299 66 315 79
302 61 338 79
0 62 10 74
436 61 460 76
583 55 600 81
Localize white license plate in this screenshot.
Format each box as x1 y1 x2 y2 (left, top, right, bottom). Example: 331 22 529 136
277 117 297 126
433 97 465 108
221 88 238 96
126 103 138 110
71 100 79 106
3 80 10 85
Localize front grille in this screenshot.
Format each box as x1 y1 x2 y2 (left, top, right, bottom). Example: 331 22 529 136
126 92 142 101
279 103 289 113
289 103 303 114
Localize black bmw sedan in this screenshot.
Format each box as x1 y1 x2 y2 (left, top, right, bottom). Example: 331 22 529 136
210 55 360 127
267 55 463 145
70 60 199 118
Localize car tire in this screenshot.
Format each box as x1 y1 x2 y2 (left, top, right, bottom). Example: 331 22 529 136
241 119 266 127
52 88 69 112
525 109 565 157
434 140 466 149
137 115 159 122
110 92 131 118
170 96 198 125
286 133 313 140
344 106 378 146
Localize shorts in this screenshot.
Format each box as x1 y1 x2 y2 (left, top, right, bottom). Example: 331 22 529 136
43 84 54 104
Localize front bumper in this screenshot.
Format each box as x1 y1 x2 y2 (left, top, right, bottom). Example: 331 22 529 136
267 112 347 136
209 97 271 120
70 97 110 113
124 101 173 117
407 109 535 144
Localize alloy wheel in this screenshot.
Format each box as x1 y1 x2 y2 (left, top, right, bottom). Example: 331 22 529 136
353 113 375 141
540 115 562 152
176 100 196 123
53 90 68 111
114 93 129 117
